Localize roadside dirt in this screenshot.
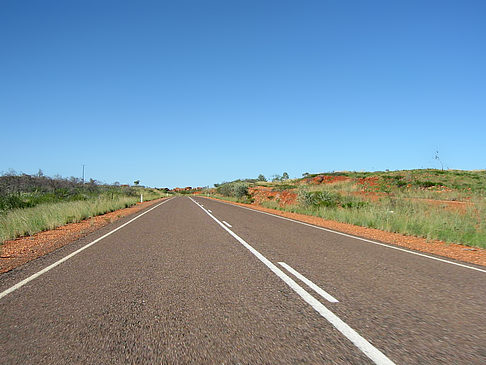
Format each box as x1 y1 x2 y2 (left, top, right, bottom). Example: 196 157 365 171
248 186 297 206
0 198 169 274
205 197 486 267
303 175 351 185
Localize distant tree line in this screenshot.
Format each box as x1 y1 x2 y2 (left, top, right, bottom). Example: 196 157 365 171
0 169 101 195
0 170 138 212
214 172 291 188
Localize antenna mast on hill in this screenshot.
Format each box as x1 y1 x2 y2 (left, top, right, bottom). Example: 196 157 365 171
434 150 444 171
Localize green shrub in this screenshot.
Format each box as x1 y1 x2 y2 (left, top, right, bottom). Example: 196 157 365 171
216 183 234 197
232 182 249 199
216 182 249 199
298 189 340 208
414 181 442 188
0 195 27 211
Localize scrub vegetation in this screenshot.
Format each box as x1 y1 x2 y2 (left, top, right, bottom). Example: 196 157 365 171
203 169 486 249
216 181 252 202
0 171 167 243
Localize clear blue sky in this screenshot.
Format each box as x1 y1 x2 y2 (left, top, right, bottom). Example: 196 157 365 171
1 1 485 188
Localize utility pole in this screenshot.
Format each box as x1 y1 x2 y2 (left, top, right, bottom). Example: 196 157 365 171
82 164 85 184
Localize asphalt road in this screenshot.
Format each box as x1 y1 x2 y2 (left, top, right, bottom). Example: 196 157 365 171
1 196 485 364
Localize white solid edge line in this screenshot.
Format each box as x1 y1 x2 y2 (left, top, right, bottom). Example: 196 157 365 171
202 197 486 274
279 262 339 303
189 197 395 365
0 197 175 300
222 220 232 228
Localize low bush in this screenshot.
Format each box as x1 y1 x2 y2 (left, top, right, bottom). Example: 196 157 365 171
0 195 27 211
216 183 233 197
298 189 368 209
216 182 250 200
298 190 340 208
233 182 249 199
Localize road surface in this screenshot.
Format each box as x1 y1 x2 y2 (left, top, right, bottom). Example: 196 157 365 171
1 196 485 364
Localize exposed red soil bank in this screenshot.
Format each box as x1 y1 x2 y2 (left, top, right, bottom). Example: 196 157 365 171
205 197 486 267
0 198 169 274
303 175 350 185
248 187 297 206
251 185 468 211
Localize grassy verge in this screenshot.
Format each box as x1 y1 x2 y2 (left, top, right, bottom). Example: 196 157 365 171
205 193 486 249
201 169 486 248
0 190 166 244
264 198 485 249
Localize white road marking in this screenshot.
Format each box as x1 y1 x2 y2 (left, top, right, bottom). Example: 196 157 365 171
204 198 486 274
0 197 175 300
189 197 395 365
222 220 232 228
279 262 339 303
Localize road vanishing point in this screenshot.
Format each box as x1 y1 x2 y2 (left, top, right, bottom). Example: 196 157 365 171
1 196 485 364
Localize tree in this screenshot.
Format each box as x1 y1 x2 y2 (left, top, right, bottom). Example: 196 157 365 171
134 180 140 186
257 174 267 181
302 172 310 177
282 172 289 180
272 174 282 182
